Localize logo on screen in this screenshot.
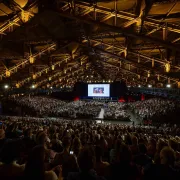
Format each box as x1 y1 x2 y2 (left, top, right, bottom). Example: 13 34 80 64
93 87 104 94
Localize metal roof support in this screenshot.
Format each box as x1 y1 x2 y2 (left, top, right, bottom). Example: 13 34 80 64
56 10 180 52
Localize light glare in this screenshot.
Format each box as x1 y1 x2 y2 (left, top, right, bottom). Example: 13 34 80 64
32 85 35 89
4 85 9 89
166 84 171 88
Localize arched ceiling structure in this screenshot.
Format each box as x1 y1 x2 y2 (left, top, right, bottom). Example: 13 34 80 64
0 0 180 89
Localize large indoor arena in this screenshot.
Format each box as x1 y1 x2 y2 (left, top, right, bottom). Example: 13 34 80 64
0 1 180 180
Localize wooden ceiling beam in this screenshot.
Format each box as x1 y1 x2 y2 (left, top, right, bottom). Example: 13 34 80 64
59 0 180 34
20 54 87 87
87 38 180 72
0 43 56 80
37 62 88 87
56 11 180 52
0 0 38 36
79 41 178 83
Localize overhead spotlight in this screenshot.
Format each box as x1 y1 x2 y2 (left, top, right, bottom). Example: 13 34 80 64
29 56 34 64
4 85 9 89
138 85 141 88
50 86 53 89
51 65 55 70
166 84 171 88
31 85 35 89
148 84 152 88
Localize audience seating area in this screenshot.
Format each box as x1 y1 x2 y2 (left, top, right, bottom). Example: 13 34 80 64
129 98 177 120
6 96 179 122
0 116 180 180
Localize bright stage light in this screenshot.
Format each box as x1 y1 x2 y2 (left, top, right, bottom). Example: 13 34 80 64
166 84 171 88
138 85 141 88
31 85 35 89
148 84 152 88
4 85 9 89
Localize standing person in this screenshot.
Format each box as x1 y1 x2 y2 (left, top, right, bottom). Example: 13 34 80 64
68 146 105 180
143 147 179 180
110 144 140 180
94 146 110 178
50 136 78 179
24 145 61 180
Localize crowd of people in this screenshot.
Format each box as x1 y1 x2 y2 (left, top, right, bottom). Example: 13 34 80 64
12 96 104 118
104 102 130 120
9 96 129 120
7 96 178 122
129 98 177 120
0 116 179 180
12 96 67 117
